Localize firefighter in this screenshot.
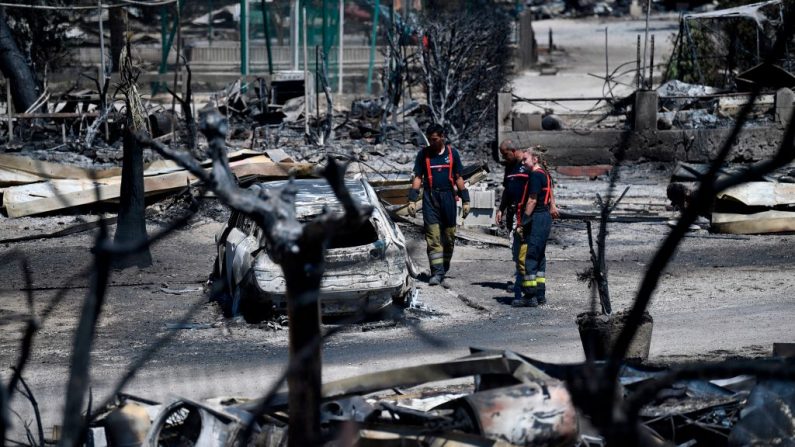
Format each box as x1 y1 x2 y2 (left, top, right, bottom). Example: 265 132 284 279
514 149 558 307
495 140 531 302
407 124 471 286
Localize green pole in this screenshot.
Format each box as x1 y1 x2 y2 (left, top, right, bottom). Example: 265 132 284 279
208 0 214 46
366 0 380 94
322 0 328 53
240 0 247 76
155 0 185 94
260 0 274 75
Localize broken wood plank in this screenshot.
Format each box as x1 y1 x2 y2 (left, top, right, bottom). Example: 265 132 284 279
455 227 511 247
12 112 100 119
712 210 795 234
0 153 121 182
227 155 315 181
3 171 193 217
718 182 795 207
2 156 312 217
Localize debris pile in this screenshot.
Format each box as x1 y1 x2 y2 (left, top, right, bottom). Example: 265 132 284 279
669 162 795 234
83 348 795 446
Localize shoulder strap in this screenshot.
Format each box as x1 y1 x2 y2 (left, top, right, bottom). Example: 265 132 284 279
424 149 433 189
447 145 454 188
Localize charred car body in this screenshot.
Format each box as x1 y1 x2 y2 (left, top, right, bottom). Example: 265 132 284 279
213 178 416 322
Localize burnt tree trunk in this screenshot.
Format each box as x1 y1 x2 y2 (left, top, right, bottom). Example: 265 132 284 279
113 113 152 269
0 7 40 113
109 8 127 72
283 251 323 447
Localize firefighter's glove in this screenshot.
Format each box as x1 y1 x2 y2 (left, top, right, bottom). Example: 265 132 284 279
458 188 471 219
407 188 420 218
462 202 471 219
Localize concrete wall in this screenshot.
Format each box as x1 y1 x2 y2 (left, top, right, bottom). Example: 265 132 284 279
503 127 785 165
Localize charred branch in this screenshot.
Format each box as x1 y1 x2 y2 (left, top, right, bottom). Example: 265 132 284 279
416 9 511 141
165 56 199 157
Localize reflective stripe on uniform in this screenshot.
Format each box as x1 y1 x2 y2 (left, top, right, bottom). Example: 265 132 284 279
536 277 546 284
522 280 537 287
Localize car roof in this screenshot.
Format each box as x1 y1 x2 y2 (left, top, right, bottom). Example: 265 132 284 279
253 178 372 218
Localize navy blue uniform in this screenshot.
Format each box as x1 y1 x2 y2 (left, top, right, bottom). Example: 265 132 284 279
413 145 464 275
500 161 531 300
521 167 553 302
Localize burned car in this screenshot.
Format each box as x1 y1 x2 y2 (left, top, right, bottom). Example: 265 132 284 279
213 178 416 322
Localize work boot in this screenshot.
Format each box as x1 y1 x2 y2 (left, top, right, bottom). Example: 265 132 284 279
429 263 445 286
537 295 547 305
428 273 444 286
511 296 538 307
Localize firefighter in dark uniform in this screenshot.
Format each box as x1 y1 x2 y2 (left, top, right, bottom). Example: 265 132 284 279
496 141 531 302
514 149 558 307
407 124 471 286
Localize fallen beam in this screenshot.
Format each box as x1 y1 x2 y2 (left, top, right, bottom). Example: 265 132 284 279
712 210 795 234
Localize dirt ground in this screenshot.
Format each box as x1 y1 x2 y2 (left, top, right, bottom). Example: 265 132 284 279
1 162 794 437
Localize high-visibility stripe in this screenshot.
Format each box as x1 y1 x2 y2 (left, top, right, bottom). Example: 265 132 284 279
507 173 529 178
429 252 444 260
517 181 530 227
523 275 537 281
522 281 537 287
430 258 445 265
536 277 546 284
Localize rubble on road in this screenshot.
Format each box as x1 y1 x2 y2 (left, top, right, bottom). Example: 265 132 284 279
668 162 795 234
83 348 795 447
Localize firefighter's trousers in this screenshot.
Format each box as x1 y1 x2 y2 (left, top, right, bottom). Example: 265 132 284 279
512 230 527 301
522 211 552 300
423 188 458 276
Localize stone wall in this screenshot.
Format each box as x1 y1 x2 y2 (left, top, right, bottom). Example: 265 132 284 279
502 126 786 165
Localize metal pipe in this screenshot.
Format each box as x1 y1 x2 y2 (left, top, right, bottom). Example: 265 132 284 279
366 0 380 94
208 0 213 46
261 0 274 75
604 27 609 84
649 34 655 89
292 0 300 70
636 34 641 89
303 7 309 136
7 80 13 143
338 0 344 94
641 0 651 89
240 0 249 78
